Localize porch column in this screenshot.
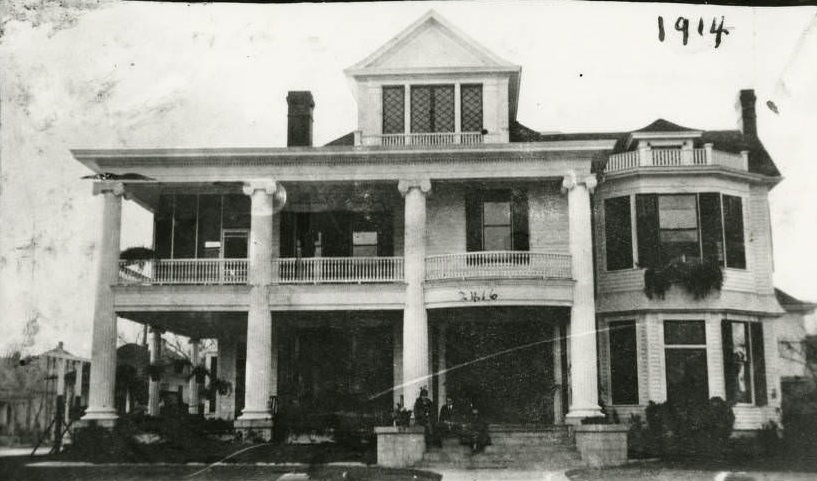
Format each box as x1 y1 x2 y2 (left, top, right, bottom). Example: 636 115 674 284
398 179 431 410
562 172 603 422
188 339 200 415
82 182 125 425
147 327 162 416
238 180 286 427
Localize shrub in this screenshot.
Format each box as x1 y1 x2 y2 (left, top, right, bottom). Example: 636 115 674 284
644 258 723 300
644 397 734 459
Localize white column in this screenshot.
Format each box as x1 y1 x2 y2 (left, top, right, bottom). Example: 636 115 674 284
239 180 285 421
562 172 603 422
437 322 447 410
82 182 124 424
147 328 162 416
188 339 200 415
398 179 431 409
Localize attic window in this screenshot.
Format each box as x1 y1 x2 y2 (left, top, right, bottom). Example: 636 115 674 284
411 85 454 133
382 86 405 135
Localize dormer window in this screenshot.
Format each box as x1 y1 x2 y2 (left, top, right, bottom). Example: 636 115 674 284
380 84 483 135
411 85 454 133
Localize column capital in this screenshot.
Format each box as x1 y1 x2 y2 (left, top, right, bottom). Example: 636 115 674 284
398 179 432 197
243 180 287 213
561 172 597 194
92 181 126 197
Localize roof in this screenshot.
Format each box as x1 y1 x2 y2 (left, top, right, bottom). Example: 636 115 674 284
633 118 699 133
776 288 817 313
325 132 355 147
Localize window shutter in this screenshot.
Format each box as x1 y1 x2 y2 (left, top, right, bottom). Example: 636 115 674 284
465 191 483 252
511 190 530 252
699 193 724 265
280 211 296 258
604 196 633 270
723 195 746 269
721 320 736 403
635 194 660 268
751 322 768 406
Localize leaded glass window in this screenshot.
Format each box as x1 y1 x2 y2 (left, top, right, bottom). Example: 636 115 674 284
461 84 483 132
382 86 405 135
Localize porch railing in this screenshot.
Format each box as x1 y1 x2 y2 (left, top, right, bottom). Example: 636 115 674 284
118 259 248 285
425 251 572 281
362 132 484 147
273 257 404 284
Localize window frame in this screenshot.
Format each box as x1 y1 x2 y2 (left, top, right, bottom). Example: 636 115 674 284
460 83 484 133
410 84 455 134
663 319 709 404
381 85 406 135
466 189 529 253
608 320 639 405
722 320 767 406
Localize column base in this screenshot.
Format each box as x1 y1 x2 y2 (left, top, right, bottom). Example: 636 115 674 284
234 417 274 443
565 406 604 425
80 408 118 426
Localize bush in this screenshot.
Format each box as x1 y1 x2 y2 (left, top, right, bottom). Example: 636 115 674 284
644 258 723 300
644 397 734 459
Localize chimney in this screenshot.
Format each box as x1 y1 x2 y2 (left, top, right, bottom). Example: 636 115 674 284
287 91 314 147
738 89 757 138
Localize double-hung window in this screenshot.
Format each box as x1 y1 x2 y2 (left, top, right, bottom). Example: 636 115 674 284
466 189 529 252
664 320 709 404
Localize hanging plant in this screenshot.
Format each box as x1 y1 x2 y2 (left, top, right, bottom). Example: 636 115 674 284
203 378 233 397
189 365 210 384
120 247 157 265
146 363 165 382
172 358 192 373
644 258 723 300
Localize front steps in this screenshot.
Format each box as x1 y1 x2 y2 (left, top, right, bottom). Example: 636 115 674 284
418 425 582 470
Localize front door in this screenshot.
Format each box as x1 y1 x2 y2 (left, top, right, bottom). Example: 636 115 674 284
445 319 555 424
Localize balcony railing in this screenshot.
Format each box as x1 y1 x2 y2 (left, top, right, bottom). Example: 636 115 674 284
361 132 484 147
425 251 572 281
274 257 404 284
606 147 747 173
118 259 248 285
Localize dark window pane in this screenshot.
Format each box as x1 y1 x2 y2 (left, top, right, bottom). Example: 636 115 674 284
173 195 198 258
197 195 222 258
410 86 431 133
382 86 405 135
699 193 724 265
605 196 633 270
432 86 455 133
511 190 529 252
664 320 706 345
223 195 250 229
466 192 483 252
461 84 483 132
665 348 709 404
610 321 638 404
723 195 746 269
154 195 174 259
223 232 248 259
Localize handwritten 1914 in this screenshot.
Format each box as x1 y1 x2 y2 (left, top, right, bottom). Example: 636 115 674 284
658 16 729 48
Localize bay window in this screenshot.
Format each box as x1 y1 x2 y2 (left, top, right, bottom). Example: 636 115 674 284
604 193 746 270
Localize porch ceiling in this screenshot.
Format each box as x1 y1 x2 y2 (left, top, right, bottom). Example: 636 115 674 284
120 311 246 340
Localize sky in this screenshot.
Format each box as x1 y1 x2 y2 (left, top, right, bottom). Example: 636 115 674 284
1 1 816 357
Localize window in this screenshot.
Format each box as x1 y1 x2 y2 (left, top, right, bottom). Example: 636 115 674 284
411 85 455 133
664 320 709 404
604 196 634 270
382 86 405 135
722 321 767 405
609 321 639 405
352 231 378 257
466 190 529 252
632 193 745 269
460 84 483 132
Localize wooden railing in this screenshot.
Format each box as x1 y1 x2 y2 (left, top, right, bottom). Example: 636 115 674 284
362 132 484 147
425 251 572 281
606 148 746 173
118 259 248 285
274 257 404 284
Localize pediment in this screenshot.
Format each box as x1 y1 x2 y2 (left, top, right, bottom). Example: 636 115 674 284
347 10 519 74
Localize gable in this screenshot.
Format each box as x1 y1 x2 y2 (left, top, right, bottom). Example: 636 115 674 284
347 11 519 74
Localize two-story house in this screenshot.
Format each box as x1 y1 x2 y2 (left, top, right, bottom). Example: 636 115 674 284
72 11 785 440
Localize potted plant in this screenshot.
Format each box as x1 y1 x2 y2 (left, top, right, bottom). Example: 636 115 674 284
203 378 233 397
189 365 209 384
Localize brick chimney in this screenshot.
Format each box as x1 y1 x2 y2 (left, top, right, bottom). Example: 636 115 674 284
738 89 757 138
287 91 314 147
